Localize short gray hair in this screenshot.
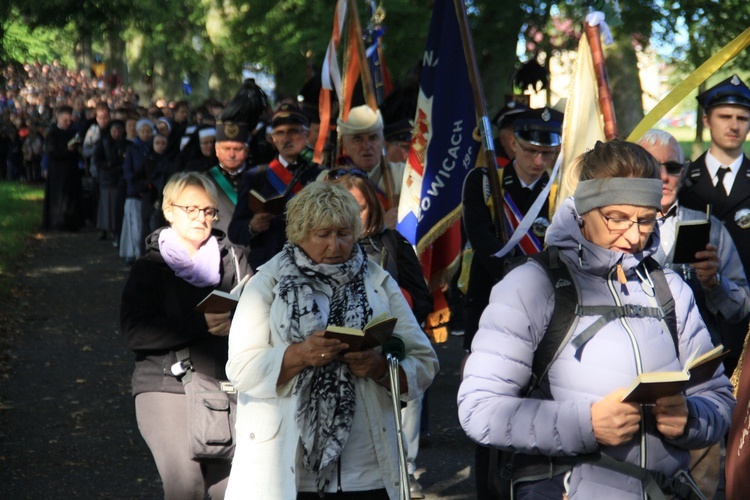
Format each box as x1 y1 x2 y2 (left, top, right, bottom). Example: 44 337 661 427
637 129 684 163
285 181 361 245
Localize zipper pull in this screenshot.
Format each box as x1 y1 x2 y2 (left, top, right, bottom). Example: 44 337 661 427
616 264 627 284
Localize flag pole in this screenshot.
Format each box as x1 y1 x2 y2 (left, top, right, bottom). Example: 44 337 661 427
453 0 505 241
584 22 618 140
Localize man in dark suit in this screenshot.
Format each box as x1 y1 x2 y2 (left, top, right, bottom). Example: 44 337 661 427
461 107 563 500
679 74 750 375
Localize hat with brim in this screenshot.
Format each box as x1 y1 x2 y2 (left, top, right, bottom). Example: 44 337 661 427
337 105 383 136
216 121 249 143
272 104 310 129
697 74 750 111
384 119 412 143
514 107 563 147
493 101 530 130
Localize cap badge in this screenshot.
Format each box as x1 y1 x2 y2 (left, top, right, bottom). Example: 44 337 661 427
225 123 239 139
541 108 551 122
731 75 741 86
508 101 516 109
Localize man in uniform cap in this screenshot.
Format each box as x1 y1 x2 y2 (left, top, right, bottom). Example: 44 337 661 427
492 99 529 167
332 104 407 228
679 74 750 376
460 106 562 500
383 118 412 164
228 103 321 271
203 118 252 235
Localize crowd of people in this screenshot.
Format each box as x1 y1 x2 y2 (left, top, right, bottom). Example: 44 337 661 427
2 57 750 499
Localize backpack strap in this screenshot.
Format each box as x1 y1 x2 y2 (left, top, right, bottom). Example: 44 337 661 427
642 256 679 355
527 246 581 393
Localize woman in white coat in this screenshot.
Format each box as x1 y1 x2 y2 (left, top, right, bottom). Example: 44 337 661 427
225 181 438 499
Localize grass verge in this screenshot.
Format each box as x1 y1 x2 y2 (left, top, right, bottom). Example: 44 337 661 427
0 181 44 296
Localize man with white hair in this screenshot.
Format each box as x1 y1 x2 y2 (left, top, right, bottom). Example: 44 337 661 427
330 104 406 228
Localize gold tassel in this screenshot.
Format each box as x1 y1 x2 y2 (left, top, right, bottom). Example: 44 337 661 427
616 264 627 284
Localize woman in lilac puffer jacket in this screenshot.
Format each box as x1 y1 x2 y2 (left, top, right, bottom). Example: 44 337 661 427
458 140 734 499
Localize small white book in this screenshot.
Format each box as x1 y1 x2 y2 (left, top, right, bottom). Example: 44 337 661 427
194 274 250 314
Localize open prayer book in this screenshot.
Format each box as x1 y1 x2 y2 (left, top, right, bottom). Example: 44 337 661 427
248 189 286 216
324 313 397 353
621 344 728 403
194 275 250 314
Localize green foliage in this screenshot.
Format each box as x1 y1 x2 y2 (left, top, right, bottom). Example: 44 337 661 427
2 9 77 66
0 182 44 281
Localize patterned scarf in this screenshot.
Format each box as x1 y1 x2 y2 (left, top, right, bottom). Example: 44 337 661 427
276 242 371 493
158 228 221 288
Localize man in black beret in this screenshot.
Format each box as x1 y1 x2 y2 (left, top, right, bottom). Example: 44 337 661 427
461 106 562 500
228 104 321 270
679 73 750 376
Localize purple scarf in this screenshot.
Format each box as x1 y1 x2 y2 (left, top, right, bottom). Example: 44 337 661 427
158 228 221 287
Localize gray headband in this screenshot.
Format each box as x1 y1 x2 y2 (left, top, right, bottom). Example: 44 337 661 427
574 178 663 215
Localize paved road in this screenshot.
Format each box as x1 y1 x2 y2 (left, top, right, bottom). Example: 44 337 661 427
0 228 476 499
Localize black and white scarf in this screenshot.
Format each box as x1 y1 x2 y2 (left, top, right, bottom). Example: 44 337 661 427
276 242 372 492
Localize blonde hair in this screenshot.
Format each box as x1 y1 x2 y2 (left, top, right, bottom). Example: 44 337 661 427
161 172 219 213
285 181 361 244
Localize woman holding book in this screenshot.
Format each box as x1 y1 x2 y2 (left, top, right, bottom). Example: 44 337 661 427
120 171 251 499
225 181 439 499
458 140 735 499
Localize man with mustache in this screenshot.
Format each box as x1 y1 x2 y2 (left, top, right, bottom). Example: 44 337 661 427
229 104 321 271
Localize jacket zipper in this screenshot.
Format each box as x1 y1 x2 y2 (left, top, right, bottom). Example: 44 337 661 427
606 266 648 500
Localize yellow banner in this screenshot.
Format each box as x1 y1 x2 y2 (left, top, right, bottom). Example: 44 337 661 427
627 26 750 143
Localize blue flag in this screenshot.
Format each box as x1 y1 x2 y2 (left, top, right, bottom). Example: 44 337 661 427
396 0 479 254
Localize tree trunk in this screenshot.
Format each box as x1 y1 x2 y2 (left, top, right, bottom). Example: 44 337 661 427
605 31 643 138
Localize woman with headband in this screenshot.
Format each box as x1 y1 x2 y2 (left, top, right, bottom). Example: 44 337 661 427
458 140 734 499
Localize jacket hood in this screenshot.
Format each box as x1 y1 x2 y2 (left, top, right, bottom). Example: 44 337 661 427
545 197 661 276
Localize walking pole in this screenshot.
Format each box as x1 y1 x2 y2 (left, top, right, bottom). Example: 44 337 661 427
384 338 410 499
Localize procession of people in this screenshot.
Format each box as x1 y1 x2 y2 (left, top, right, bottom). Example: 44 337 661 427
2 15 750 499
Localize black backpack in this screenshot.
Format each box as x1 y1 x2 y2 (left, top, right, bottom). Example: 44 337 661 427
487 246 701 500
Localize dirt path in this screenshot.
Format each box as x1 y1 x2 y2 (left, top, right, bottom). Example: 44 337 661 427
0 228 476 499
0 229 161 498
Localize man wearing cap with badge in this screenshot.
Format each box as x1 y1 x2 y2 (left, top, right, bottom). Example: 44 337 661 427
679 74 750 375
205 119 252 235
331 104 406 229
228 103 321 271
492 99 529 167
461 106 562 500
384 118 412 164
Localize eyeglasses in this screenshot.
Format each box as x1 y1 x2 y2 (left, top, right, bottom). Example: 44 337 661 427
597 208 660 234
326 168 369 181
661 161 686 176
517 142 559 160
171 204 219 221
271 128 305 139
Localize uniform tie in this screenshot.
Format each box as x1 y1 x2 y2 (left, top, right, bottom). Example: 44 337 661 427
716 165 730 196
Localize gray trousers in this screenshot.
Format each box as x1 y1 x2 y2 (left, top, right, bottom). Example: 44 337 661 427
135 392 230 499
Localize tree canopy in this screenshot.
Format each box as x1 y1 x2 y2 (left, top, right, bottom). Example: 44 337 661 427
2 0 748 121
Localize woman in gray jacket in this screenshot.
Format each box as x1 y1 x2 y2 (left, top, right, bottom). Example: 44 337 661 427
458 140 735 499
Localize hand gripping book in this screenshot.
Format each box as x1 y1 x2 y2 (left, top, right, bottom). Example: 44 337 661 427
248 189 286 216
323 313 398 353
621 344 728 403
194 275 250 314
